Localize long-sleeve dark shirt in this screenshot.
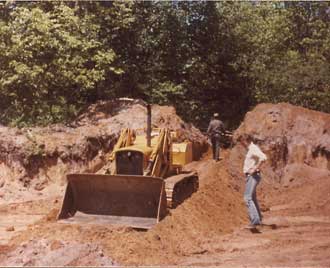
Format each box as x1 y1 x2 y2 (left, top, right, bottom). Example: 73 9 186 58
207 119 224 137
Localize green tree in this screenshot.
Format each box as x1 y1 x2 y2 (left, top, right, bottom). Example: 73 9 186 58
1 1 330 128
0 3 121 126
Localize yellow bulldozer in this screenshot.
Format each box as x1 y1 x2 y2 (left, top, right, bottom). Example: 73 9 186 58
57 105 198 229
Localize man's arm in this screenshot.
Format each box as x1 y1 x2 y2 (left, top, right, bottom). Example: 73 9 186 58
207 121 213 136
247 158 266 175
220 121 225 134
255 158 266 172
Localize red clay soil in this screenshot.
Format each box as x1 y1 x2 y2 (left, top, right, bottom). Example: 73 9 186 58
1 102 330 266
229 102 330 184
1 147 330 266
1 148 330 266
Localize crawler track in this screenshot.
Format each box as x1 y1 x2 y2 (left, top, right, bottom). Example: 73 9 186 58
165 171 199 208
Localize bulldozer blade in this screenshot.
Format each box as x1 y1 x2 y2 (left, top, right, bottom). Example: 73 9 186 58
57 174 167 229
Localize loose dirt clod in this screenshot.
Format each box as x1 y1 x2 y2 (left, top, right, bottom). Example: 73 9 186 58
5 226 14 232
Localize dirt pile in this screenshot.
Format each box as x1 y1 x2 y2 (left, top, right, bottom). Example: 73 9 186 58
0 98 207 204
75 99 208 159
229 102 330 182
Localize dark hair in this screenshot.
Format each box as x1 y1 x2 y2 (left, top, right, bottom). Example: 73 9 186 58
239 134 253 145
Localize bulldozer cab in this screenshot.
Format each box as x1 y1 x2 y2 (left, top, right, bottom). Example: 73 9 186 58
114 147 151 175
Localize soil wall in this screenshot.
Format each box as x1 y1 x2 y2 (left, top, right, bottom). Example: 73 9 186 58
229 103 330 186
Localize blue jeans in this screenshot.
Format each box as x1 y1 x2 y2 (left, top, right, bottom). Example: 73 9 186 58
244 173 262 225
211 134 221 160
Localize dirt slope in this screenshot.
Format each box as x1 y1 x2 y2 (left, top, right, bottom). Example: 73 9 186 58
229 102 330 184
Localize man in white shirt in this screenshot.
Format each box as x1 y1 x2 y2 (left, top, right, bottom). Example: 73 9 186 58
242 136 267 228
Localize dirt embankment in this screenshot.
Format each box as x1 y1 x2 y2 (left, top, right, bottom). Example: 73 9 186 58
230 102 330 182
0 99 207 204
229 102 330 213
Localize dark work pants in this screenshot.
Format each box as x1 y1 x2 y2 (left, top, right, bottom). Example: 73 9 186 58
244 173 262 225
211 135 220 160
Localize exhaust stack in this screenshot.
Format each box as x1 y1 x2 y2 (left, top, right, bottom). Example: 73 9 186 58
147 104 151 147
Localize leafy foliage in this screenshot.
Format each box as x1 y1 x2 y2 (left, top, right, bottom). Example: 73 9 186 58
0 1 329 128
0 3 120 126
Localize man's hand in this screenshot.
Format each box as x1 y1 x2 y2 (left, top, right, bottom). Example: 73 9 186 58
247 167 261 175
248 160 265 174
247 167 256 175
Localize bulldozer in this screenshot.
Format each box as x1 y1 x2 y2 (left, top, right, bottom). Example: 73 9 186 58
57 104 198 229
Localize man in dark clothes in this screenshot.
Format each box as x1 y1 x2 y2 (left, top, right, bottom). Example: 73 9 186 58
207 113 224 161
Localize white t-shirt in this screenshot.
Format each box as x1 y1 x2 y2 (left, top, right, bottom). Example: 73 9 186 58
243 142 267 174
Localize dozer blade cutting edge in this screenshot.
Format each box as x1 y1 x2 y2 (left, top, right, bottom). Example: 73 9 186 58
57 174 167 229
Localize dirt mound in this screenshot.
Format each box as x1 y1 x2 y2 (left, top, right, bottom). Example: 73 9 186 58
0 99 207 204
229 102 330 213
75 99 208 159
75 99 206 143
229 103 330 182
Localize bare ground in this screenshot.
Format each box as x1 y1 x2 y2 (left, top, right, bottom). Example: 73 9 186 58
0 102 329 266
0 149 329 266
